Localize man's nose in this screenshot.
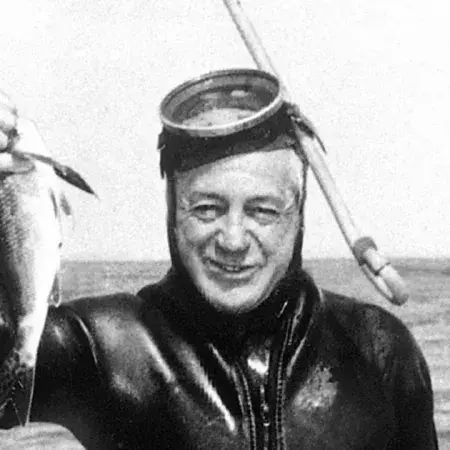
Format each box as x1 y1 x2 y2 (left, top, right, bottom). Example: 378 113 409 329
216 214 249 253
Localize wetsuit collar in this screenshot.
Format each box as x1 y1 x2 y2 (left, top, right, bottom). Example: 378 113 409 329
151 265 321 355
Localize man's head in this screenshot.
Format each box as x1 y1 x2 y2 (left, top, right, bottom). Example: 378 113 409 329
173 148 304 313
158 68 308 314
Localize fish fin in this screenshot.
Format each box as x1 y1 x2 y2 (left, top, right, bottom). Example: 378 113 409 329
52 162 97 197
50 189 72 220
11 366 35 426
9 149 97 196
59 192 72 217
59 192 75 235
48 274 61 307
0 152 35 174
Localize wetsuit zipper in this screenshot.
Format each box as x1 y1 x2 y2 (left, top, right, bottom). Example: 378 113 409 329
236 363 258 450
235 295 300 450
273 291 305 450
273 315 295 450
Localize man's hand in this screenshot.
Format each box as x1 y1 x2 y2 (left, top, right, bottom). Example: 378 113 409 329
0 92 96 195
0 92 49 174
0 92 60 170
0 91 18 151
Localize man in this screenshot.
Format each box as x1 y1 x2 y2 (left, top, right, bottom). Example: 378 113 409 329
0 69 438 449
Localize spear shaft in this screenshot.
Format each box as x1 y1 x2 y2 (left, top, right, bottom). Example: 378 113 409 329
222 0 409 305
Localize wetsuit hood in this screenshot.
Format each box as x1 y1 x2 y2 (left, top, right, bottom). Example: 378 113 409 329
157 76 309 324
160 147 308 333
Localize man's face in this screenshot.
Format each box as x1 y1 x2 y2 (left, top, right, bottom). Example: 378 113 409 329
174 149 303 313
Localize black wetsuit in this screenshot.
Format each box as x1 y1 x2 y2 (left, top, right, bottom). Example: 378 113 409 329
0 269 438 449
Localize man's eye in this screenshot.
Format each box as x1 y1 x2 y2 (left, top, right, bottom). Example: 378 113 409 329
248 207 280 223
192 205 220 221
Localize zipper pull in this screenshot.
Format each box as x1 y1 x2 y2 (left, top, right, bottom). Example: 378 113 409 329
260 383 270 449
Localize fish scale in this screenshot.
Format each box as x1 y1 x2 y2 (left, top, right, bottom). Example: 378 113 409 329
0 160 63 425
0 114 95 427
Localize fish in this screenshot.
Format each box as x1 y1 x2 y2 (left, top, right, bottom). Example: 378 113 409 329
0 113 95 426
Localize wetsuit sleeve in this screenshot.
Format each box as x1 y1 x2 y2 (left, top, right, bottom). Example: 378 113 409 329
388 326 439 449
0 302 100 429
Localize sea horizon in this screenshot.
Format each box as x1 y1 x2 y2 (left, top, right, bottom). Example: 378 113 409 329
61 256 450 264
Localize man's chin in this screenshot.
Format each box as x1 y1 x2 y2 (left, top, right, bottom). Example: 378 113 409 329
200 283 266 314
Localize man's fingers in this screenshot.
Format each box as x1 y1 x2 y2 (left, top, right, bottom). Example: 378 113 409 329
0 133 8 151
0 107 17 151
0 90 18 151
0 89 17 131
0 108 15 152
0 105 17 133
0 93 48 157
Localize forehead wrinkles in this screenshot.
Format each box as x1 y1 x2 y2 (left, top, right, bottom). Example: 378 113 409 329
174 149 304 201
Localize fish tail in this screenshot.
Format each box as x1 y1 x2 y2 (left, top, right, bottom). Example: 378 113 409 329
10 365 35 426
0 350 36 426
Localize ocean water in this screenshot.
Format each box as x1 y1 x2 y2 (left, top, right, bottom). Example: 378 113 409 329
0 258 449 449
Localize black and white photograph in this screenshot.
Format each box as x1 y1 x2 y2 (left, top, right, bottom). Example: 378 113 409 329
0 0 448 448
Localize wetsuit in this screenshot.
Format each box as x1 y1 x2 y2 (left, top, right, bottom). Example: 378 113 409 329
0 268 438 449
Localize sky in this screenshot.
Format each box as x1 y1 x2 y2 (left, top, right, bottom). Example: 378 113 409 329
0 0 449 261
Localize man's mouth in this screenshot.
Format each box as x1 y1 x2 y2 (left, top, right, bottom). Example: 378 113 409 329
205 258 258 277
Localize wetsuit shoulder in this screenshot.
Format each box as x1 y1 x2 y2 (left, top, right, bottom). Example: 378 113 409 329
61 291 173 407
323 291 438 448
321 290 427 381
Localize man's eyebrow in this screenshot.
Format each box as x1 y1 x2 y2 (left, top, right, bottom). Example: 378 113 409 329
188 191 225 202
246 195 287 208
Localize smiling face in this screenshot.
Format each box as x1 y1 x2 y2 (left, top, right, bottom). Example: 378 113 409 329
174 148 304 314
